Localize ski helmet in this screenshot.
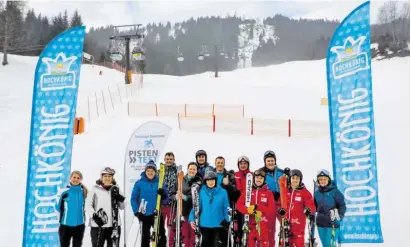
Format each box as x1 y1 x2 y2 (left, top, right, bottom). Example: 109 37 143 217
316 169 331 179
195 149 207 163
203 170 217 181
101 167 115 176
316 169 331 185
290 169 303 185
263 150 276 163
253 169 266 186
290 169 303 181
237 155 250 169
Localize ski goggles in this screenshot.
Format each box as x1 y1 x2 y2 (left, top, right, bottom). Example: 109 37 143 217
253 169 266 177
101 167 116 175
290 169 302 178
237 155 250 164
316 169 330 178
264 150 276 159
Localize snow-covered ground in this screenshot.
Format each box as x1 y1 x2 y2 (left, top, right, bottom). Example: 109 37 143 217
0 53 409 247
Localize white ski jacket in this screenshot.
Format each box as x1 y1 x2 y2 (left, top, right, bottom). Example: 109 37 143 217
86 183 125 228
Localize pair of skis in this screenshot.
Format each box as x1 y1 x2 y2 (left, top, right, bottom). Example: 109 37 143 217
191 183 202 247
241 173 253 247
305 180 318 247
278 169 290 247
175 166 185 247
150 163 166 247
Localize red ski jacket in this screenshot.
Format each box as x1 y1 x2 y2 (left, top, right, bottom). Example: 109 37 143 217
285 184 316 234
236 184 276 231
234 170 252 195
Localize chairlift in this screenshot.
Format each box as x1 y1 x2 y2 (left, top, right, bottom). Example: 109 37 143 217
204 46 210 57
198 45 206 61
108 39 123 61
176 46 184 62
132 46 145 61
219 46 226 56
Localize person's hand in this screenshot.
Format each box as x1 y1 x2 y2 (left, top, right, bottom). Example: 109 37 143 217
190 222 197 230
222 175 229 186
278 208 286 216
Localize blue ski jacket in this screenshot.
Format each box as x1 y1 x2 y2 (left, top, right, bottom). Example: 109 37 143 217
55 184 86 227
130 172 168 216
189 185 230 228
261 166 284 193
314 181 346 228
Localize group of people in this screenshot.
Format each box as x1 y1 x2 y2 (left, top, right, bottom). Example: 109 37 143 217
55 149 346 247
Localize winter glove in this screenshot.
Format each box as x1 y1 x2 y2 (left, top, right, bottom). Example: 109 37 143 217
134 212 144 221
304 207 311 217
278 208 286 217
92 209 108 227
273 192 281 201
112 186 125 203
247 205 257 215
157 188 166 199
309 214 315 222
331 219 340 228
220 219 230 229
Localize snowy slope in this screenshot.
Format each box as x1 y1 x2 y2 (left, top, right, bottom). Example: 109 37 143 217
0 54 409 247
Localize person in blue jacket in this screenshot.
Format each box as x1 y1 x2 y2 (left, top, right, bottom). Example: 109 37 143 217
130 160 168 247
189 170 230 247
314 169 346 247
56 170 88 247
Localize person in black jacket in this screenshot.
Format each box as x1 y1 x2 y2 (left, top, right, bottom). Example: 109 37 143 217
175 162 202 247
214 156 241 247
162 152 178 247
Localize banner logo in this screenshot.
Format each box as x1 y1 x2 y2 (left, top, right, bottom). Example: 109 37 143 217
330 36 369 79
41 53 78 91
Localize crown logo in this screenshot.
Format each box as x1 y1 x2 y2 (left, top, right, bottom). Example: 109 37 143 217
331 36 365 62
40 52 78 91
42 53 77 75
330 36 369 79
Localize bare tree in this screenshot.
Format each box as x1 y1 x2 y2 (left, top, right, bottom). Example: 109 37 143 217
401 2 410 44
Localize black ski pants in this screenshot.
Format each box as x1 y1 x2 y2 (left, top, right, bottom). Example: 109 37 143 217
90 227 121 247
140 214 166 247
200 227 224 247
58 224 85 247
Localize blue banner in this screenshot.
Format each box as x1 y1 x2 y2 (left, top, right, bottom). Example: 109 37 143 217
22 26 86 247
326 1 383 243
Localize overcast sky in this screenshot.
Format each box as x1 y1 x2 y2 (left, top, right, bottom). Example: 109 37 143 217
25 0 401 29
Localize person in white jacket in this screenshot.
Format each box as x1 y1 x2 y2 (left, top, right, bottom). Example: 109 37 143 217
86 167 125 247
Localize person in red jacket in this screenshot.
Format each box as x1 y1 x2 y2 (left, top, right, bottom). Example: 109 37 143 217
236 169 275 247
234 155 252 194
278 169 316 247
233 155 252 245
